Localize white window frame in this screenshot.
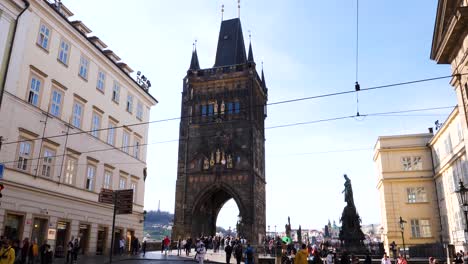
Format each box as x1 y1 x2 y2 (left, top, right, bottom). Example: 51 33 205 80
119 177 126 189
112 82 120 103
79 55 90 80
134 137 141 160
136 101 143 120
122 131 130 153
86 164 96 191
72 101 84 128
91 112 101 138
49 89 64 118
58 39 70 65
131 182 137 202
407 187 427 203
96 71 106 92
37 23 51 50
17 140 33 171
28 75 42 107
107 121 117 146
126 93 133 113
103 170 112 189
64 155 77 185
41 148 55 178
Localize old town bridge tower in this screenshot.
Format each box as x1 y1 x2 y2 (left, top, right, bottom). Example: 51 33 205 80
172 18 267 245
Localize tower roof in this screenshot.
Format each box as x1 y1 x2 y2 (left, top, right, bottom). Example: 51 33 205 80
247 42 254 62
189 48 200 70
214 18 247 67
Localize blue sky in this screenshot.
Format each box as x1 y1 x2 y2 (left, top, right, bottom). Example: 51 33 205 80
64 0 455 230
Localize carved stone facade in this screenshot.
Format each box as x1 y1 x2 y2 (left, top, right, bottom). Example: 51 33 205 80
172 18 267 245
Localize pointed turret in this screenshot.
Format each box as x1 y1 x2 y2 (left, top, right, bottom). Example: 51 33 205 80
248 42 254 62
214 18 247 67
261 67 266 88
189 48 200 70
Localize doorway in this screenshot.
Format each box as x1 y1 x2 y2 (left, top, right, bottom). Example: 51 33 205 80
4 214 24 241
55 221 69 258
96 227 107 255
31 218 48 246
79 224 90 255
113 228 123 255
126 230 135 253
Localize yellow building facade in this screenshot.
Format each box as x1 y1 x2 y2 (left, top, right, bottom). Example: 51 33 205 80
0 0 157 256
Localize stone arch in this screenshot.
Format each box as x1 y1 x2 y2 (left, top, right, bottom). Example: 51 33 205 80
190 183 246 238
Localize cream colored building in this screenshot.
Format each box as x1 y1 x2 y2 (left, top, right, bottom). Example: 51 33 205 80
0 0 157 257
374 107 468 256
374 133 440 255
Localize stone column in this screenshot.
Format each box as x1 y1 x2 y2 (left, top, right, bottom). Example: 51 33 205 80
88 223 98 255
106 225 113 255
69 220 79 242
23 213 33 242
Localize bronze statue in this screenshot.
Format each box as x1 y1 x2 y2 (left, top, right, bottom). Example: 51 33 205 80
285 216 292 238
342 174 355 208
297 225 302 243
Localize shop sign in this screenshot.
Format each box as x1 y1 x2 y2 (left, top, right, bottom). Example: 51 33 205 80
47 228 56 240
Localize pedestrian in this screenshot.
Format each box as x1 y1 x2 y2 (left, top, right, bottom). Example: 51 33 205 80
20 238 29 264
225 241 233 264
132 237 139 255
195 239 206 264
381 254 391 264
244 244 254 264
27 239 38 264
295 244 308 264
39 242 46 264
341 251 350 264
163 236 171 255
72 238 80 263
455 253 464 264
43 244 53 264
397 254 407 264
119 237 125 255
0 239 15 264
234 242 243 264
66 237 74 264
142 239 147 257
177 238 182 256
327 251 334 264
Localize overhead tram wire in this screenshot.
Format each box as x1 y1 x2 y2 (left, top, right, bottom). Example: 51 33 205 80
2 73 464 146
0 105 455 165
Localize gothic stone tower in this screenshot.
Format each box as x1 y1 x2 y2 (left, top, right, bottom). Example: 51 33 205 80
172 18 267 245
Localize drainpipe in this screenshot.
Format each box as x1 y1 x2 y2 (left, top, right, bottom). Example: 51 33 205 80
0 0 30 109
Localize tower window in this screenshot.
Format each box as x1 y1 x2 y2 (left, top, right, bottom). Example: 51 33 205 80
208 104 214 116
227 102 234 114
201 105 207 116
234 102 240 113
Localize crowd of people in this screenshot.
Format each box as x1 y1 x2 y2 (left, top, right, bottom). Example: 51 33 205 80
0 237 53 264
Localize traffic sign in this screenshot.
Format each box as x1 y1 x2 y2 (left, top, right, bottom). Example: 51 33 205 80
115 189 133 214
0 163 4 179
98 188 114 204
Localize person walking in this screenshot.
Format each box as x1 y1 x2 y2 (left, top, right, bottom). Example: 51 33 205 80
131 237 139 255
66 237 74 264
27 239 38 264
0 239 15 264
163 236 171 256
195 240 206 264
244 244 254 264
177 238 182 256
72 238 80 263
295 244 308 264
397 254 407 264
225 242 233 264
234 242 243 264
20 238 29 264
326 251 334 264
43 244 53 264
381 254 391 264
119 237 125 255
142 239 147 257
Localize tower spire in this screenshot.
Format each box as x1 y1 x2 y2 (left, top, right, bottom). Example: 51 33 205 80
261 61 266 88
189 41 200 70
248 31 254 62
238 0 240 18
221 4 224 21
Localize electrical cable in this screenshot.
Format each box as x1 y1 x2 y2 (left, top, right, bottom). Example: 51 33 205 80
1 73 465 146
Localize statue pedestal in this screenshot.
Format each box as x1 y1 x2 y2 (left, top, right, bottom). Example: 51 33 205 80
339 204 366 254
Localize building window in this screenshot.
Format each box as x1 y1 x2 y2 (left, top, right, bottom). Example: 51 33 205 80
96 71 106 92
201 105 207 116
458 122 464 142
434 148 440 166
58 39 70 65
112 82 120 103
79 56 89 80
85 165 96 191
49 89 63 117
103 170 112 189
136 101 143 120
37 23 50 50
40 148 55 177
91 112 101 138
107 121 116 146
207 104 214 116
64 156 77 185
407 187 427 203
227 102 234 114
234 101 240 113
72 102 83 128
122 131 130 153
28 75 42 106
402 156 422 171
119 177 126 189
17 141 32 171
411 219 431 238
126 94 133 113
134 138 141 159
445 135 453 155
131 182 136 202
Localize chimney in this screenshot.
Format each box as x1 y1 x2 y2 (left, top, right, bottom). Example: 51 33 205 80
428 127 434 134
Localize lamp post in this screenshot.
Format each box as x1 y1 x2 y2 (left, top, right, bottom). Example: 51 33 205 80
274 225 277 237
268 225 270 237
237 215 243 239
399 217 407 258
455 180 468 232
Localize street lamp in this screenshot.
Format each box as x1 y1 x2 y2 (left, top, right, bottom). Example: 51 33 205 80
268 225 270 237
274 225 277 237
237 215 242 238
456 180 468 232
399 216 407 258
